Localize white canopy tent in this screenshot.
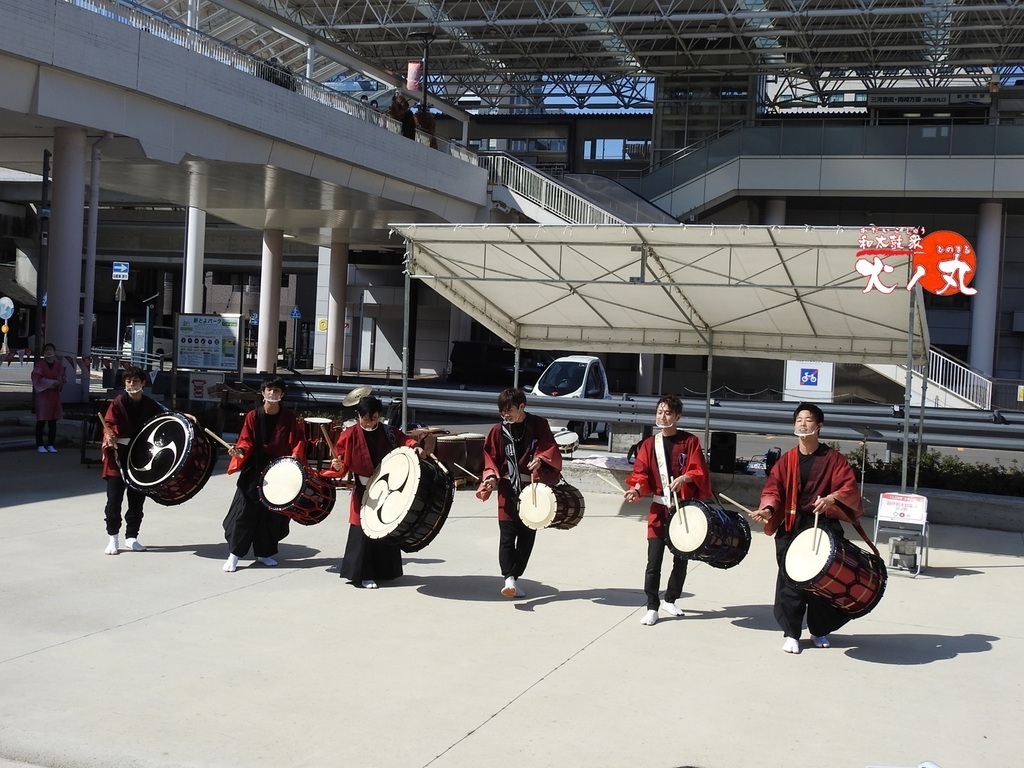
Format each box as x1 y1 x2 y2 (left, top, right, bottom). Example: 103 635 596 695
390 223 929 488
392 223 928 363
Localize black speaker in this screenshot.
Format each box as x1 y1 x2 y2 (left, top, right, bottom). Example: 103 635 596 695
709 431 737 473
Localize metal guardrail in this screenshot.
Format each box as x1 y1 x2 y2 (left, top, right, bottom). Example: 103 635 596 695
266 378 1024 453
478 153 625 225
89 346 166 370
67 0 477 164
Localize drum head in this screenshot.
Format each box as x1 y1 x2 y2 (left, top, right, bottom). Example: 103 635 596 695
518 483 557 529
553 429 579 453
784 527 835 584
361 446 422 539
667 500 711 553
261 458 305 507
303 417 333 425
125 413 193 489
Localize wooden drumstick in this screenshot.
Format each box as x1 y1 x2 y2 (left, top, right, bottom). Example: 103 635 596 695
596 474 628 494
451 462 481 483
718 493 756 516
319 423 338 459
96 413 113 451
428 452 451 476
673 490 689 534
203 427 234 451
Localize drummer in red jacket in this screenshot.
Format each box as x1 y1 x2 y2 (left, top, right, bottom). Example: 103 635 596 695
330 395 420 589
623 395 711 626
101 367 165 555
750 402 865 654
223 377 305 573
476 388 561 599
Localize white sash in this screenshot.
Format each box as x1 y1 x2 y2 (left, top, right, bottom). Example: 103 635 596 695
653 433 673 506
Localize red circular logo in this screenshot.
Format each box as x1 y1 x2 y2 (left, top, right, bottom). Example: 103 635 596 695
912 231 977 296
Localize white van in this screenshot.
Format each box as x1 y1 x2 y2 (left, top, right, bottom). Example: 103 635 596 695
531 355 611 441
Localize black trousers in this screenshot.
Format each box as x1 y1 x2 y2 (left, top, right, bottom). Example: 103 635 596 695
35 420 56 448
223 484 289 559
104 474 146 538
773 519 852 638
645 537 688 610
339 524 403 583
498 518 536 579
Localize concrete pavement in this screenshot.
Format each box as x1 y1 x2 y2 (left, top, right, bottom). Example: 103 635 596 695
0 445 1021 768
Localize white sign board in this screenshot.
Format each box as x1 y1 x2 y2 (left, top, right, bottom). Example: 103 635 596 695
188 371 225 402
175 314 241 372
877 492 928 525
783 360 835 402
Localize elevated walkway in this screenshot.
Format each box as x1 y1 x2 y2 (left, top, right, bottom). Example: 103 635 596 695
0 0 489 248
642 121 1024 221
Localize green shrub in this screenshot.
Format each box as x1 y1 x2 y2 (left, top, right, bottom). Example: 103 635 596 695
844 446 1024 497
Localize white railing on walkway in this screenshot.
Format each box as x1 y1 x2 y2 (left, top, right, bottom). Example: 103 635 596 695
478 153 625 225
921 347 993 410
866 348 993 409
64 0 476 164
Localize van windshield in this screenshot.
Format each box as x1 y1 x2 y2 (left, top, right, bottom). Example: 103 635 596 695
535 361 586 396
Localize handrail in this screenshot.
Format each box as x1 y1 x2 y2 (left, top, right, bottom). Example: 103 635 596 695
64 0 477 164
478 153 625 225
920 348 993 410
648 119 747 171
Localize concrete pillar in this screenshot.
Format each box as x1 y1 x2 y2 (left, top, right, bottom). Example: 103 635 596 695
257 229 283 374
182 207 206 313
47 127 87 399
763 198 786 226
970 201 1002 376
325 242 349 375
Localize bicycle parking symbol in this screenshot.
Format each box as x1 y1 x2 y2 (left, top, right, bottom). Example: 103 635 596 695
800 368 818 386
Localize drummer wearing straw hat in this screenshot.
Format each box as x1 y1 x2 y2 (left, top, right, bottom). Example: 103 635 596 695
476 388 561 599
623 395 711 626
750 402 865 654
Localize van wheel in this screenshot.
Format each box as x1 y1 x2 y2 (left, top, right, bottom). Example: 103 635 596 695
566 421 584 442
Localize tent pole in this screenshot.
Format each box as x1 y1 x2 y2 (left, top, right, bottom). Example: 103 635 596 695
703 333 714 450
914 357 929 493
900 285 916 493
513 345 520 390
401 251 411 430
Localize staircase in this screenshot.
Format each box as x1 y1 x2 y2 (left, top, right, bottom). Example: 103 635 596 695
866 348 993 409
479 153 625 225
